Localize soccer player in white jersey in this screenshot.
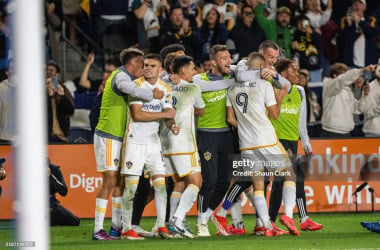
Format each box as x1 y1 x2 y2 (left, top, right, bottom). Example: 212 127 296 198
225 52 299 236
160 56 205 238
120 53 176 240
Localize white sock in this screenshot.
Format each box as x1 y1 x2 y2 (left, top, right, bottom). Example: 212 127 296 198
217 206 228 218
245 188 255 206
283 181 296 218
203 208 214 223
231 199 243 226
197 212 207 224
122 176 139 232
153 177 167 228
112 197 122 228
170 191 182 220
94 198 108 233
300 216 309 223
174 184 199 223
253 191 272 229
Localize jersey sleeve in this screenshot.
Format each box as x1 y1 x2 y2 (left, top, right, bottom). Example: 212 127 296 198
162 88 173 109
263 81 277 107
226 91 232 107
114 72 153 101
193 84 205 109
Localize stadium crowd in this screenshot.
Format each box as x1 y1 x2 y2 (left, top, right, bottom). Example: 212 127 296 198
0 0 380 239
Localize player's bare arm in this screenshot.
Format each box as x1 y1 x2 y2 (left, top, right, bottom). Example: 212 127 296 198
226 106 238 128
194 108 205 117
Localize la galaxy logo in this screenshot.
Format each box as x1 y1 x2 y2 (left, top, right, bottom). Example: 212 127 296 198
126 161 133 169
204 151 212 161
114 158 119 167
287 148 293 158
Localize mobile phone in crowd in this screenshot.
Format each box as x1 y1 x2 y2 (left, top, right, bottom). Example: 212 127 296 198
51 76 58 89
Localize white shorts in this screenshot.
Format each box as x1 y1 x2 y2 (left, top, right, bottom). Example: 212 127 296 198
242 141 292 172
121 143 165 176
94 134 122 172
164 152 201 177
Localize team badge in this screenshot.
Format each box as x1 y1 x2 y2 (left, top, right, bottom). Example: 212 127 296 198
204 151 212 161
114 158 119 166
126 161 133 169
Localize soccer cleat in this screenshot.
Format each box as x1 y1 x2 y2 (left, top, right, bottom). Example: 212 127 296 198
156 227 171 239
196 223 211 237
92 229 113 241
300 218 323 231
264 228 275 236
132 225 156 238
253 226 265 236
109 225 121 239
169 218 194 239
183 220 194 235
226 224 246 235
361 221 380 233
271 221 289 235
121 229 145 240
211 213 230 236
279 215 300 236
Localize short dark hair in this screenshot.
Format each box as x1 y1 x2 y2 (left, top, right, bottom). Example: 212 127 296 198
258 40 280 53
105 57 121 68
170 6 183 16
209 44 228 60
275 58 294 73
120 48 144 65
172 56 193 74
47 60 60 73
144 53 163 65
159 44 186 60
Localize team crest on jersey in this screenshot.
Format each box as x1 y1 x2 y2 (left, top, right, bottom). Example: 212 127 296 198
126 161 133 169
114 158 119 166
287 148 293 158
204 151 212 161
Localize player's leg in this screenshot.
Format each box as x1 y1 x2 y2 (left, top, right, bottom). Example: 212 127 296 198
268 176 284 222
109 170 123 238
147 144 169 238
93 135 121 240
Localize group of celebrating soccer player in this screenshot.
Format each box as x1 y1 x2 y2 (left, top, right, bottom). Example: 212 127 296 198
91 40 324 241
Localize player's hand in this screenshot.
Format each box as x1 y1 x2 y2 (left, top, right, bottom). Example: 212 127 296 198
46 79 55 96
363 84 370 96
56 84 65 96
153 88 165 99
362 64 377 72
261 68 275 80
164 108 176 119
87 52 95 64
171 124 180 135
170 74 180 84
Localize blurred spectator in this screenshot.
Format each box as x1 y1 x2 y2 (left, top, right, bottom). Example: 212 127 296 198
0 158 6 198
331 0 352 25
46 61 75 143
254 3 293 59
62 0 81 45
297 69 321 122
199 8 229 60
79 52 120 92
0 1 10 82
358 65 380 137
0 68 13 143
174 0 202 29
303 0 332 29
320 63 375 137
201 56 212 72
132 0 171 52
350 74 366 136
292 15 323 82
159 7 202 61
338 0 378 69
45 0 63 62
48 158 80 226
202 0 238 31
230 5 266 60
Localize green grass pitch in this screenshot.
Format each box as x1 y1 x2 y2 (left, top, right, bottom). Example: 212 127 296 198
1 213 379 249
